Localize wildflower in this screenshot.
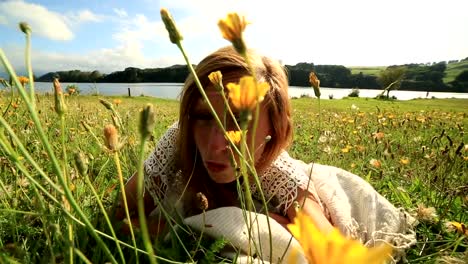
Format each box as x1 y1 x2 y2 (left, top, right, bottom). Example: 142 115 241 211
288 210 392 264
226 76 269 112
415 204 438 222
341 145 352 153
53 78 67 116
218 13 248 54
16 177 29 188
225 130 242 145
369 159 381 168
356 145 366 152
103 124 119 151
18 76 29 86
445 221 468 236
99 99 114 110
400 158 410 165
11 102 19 109
227 76 270 111
351 104 359 110
160 8 183 44
113 99 122 106
19 22 31 34
323 145 332 154
139 104 156 139
73 151 89 176
208 71 223 91
196 192 209 211
373 132 385 141
309 72 320 98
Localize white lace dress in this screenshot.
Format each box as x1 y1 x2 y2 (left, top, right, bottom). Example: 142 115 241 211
144 122 416 256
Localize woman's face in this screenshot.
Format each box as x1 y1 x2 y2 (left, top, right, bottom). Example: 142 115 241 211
192 89 271 184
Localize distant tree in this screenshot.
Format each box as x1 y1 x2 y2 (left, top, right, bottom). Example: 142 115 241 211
450 70 468 92
377 66 406 99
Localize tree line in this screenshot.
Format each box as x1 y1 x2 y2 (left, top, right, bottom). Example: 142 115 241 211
35 60 468 92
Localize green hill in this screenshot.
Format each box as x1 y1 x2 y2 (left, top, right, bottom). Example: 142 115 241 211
350 60 468 85
349 66 386 76
444 60 468 83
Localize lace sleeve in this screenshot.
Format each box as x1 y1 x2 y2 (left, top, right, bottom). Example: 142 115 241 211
251 151 324 216
144 122 179 205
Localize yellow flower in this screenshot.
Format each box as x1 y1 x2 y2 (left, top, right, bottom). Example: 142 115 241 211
445 221 468 236
400 158 410 165
218 13 248 54
341 145 352 153
288 211 392 264
113 99 122 106
208 71 223 91
309 71 321 98
18 76 29 86
226 76 269 111
225 130 242 145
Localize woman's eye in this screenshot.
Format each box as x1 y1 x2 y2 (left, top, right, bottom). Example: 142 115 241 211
193 113 212 121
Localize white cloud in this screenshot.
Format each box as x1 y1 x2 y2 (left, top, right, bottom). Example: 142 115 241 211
0 43 183 76
0 0 73 41
65 9 103 25
113 8 128 18
112 14 164 43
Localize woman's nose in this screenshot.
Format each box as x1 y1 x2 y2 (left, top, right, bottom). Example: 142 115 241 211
207 125 227 153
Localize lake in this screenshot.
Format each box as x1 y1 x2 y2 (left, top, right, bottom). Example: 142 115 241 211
27 82 468 101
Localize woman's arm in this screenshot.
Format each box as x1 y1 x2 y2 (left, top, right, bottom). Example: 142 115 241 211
115 172 166 236
268 189 333 234
115 172 156 219
287 189 333 234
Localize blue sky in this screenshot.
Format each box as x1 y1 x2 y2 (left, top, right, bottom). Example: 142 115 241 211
1 0 467 77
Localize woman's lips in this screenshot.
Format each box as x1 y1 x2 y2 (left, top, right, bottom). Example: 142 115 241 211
205 161 228 173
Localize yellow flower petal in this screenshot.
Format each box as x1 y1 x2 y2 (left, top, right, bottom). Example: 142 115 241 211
226 76 269 111
225 130 242 145
288 211 392 264
218 13 248 53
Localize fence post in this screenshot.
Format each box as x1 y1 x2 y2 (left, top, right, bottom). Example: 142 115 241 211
128 87 131 97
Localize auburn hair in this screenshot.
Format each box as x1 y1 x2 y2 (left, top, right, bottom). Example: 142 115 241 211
176 46 292 215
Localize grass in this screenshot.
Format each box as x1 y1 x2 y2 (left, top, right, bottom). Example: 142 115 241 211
444 60 468 83
0 92 467 263
349 66 386 76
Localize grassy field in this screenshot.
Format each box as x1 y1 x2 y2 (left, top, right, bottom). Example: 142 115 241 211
444 60 468 83
349 66 386 76
0 93 467 263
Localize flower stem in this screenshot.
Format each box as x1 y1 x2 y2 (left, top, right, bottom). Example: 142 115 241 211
83 171 126 263
24 26 35 107
114 151 138 262
2 48 119 262
136 137 157 264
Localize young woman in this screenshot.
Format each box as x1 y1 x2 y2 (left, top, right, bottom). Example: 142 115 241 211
116 46 414 253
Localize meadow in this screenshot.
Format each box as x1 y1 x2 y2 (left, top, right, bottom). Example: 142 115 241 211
0 91 467 263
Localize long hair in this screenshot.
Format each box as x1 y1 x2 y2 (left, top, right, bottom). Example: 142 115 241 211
176 46 292 215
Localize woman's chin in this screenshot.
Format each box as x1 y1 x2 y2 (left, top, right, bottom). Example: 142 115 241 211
209 172 236 184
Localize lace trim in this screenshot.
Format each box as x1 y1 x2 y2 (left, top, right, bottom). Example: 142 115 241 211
250 151 320 215
144 122 179 204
